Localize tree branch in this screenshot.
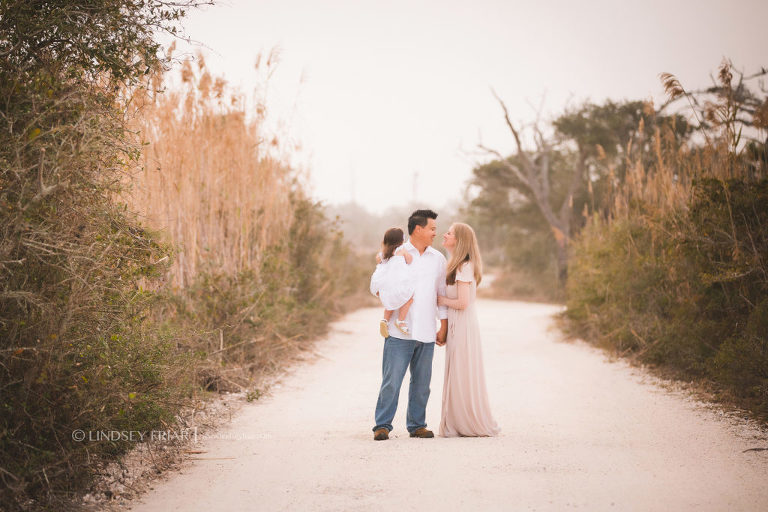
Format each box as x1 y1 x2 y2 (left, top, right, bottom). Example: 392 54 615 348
490 87 538 175
476 144 528 185
24 149 69 208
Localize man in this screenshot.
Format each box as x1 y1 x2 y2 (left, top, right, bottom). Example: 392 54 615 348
370 209 448 441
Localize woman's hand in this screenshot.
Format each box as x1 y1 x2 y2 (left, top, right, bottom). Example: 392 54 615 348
437 295 445 306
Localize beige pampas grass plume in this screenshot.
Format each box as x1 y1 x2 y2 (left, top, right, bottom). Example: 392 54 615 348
659 72 685 100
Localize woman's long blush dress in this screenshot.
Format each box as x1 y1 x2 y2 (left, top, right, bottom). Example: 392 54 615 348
439 261 500 437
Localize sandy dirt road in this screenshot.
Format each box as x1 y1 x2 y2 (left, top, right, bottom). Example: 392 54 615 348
129 300 768 512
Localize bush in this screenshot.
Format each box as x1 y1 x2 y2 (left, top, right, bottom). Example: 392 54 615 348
164 195 370 389
0 3 370 509
566 177 768 417
0 2 203 506
565 61 768 419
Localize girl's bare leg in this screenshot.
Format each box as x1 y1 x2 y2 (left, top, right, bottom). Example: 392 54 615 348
397 297 413 322
383 309 393 321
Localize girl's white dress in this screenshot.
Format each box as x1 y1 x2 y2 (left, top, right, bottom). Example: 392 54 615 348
370 247 415 310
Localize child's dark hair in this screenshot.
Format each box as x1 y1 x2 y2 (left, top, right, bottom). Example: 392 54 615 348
382 227 405 260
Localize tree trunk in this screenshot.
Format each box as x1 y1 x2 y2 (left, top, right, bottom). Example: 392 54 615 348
485 90 583 288
555 239 568 285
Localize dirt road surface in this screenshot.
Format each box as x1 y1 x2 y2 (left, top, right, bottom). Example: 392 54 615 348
128 300 768 511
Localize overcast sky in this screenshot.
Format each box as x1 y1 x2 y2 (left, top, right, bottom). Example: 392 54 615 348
166 0 768 213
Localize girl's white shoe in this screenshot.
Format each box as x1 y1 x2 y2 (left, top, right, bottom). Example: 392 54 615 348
395 319 410 336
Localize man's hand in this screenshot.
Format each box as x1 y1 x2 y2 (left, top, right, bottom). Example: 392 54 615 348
436 319 447 346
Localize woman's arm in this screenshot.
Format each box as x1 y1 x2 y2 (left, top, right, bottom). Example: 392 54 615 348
437 281 470 310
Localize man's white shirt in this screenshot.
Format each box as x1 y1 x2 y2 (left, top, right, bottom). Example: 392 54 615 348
370 240 448 343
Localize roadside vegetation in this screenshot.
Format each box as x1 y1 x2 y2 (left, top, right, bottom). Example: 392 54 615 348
0 2 367 510
466 60 767 420
564 63 768 420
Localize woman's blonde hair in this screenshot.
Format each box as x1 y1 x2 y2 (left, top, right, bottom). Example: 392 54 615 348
446 222 483 285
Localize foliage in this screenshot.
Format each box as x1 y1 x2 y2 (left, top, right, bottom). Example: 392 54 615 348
565 61 768 419
167 195 370 386
566 178 768 415
466 98 690 300
0 2 369 509
464 159 563 300
0 0 208 83
0 1 210 508
660 60 768 154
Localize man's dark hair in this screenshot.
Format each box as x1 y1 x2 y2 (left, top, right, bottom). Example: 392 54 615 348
408 209 438 235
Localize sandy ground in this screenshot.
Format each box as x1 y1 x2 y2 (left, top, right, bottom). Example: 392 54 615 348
127 300 768 512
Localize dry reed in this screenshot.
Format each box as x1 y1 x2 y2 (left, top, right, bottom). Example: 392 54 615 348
610 119 759 225
116 49 370 392
123 50 294 288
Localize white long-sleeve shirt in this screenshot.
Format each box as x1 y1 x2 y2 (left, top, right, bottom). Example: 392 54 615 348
370 240 448 343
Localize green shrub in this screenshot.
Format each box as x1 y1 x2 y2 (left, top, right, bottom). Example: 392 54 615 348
566 178 768 416
150 195 370 396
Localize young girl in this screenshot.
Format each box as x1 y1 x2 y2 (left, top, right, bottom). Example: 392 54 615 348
370 227 415 338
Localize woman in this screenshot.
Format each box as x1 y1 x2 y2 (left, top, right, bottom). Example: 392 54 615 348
437 222 500 437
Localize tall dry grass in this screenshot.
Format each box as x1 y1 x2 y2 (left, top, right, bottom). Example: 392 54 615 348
119 49 369 389
124 49 294 288
609 121 752 222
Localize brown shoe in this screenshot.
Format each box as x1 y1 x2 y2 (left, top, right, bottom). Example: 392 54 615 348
373 428 389 441
409 427 434 438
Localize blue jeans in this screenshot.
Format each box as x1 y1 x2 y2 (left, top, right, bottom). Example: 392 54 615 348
373 336 435 433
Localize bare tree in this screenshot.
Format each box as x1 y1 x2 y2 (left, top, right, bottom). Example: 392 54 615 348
478 90 583 284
